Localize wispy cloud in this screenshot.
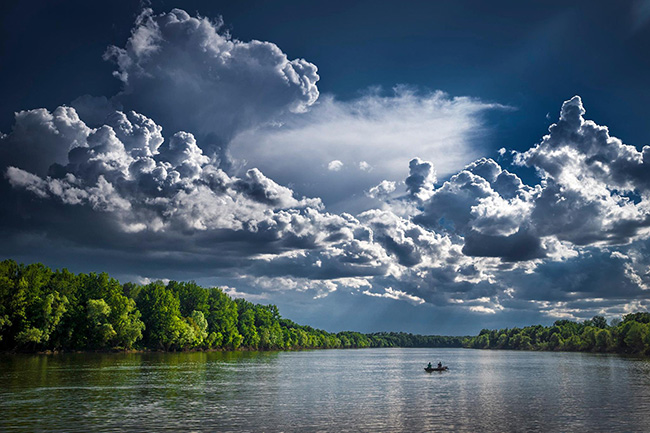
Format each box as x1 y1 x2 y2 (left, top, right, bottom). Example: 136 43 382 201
230 88 506 206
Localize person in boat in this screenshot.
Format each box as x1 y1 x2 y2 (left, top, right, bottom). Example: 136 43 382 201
437 361 443 369
427 362 432 369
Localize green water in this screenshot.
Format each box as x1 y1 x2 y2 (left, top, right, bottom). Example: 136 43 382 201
2 348 650 432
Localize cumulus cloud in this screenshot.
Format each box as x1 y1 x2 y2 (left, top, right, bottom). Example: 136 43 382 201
327 160 343 171
366 180 396 199
103 8 319 164
2 105 333 243
468 305 503 314
462 229 545 261
405 157 436 201
221 286 270 302
414 158 534 242
516 95 650 246
404 96 650 265
0 107 92 176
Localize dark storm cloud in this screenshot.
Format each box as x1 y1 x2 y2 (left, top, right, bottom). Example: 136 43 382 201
514 249 649 302
462 229 545 262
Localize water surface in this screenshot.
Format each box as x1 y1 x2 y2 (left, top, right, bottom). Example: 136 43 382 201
1 348 649 432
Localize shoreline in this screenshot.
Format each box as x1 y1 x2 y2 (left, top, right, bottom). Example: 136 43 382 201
2 345 647 358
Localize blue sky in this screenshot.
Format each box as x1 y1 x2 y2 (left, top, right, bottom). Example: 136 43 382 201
1 1 650 334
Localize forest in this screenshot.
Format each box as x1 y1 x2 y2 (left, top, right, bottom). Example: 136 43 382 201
0 260 461 352
464 313 650 355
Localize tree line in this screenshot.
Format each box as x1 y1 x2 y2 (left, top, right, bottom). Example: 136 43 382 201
464 313 650 355
4 260 650 355
0 260 461 352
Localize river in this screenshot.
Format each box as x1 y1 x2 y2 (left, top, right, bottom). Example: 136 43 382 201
1 348 649 432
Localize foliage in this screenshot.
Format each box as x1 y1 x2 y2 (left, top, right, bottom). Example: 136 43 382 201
0 260 463 352
464 314 650 355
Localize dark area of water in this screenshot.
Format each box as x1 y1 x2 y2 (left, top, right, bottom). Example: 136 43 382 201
1 348 649 432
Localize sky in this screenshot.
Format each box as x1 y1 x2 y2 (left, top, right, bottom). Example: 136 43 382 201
1 0 650 335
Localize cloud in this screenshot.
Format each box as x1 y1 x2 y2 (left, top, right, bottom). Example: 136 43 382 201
516 95 650 246
221 285 270 302
0 107 92 177
414 159 532 238
102 8 319 164
499 246 650 316
1 106 338 249
229 88 504 206
405 157 436 201
327 160 343 171
9 94 649 320
461 228 545 262
469 305 501 314
402 97 650 265
366 180 396 199
362 287 425 305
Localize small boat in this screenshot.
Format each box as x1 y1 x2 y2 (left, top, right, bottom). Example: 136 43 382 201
424 366 448 372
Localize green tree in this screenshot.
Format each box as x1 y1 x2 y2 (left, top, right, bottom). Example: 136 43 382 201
136 282 184 350
580 327 597 351
206 288 241 349
168 281 208 317
624 322 649 353
475 333 490 349
595 328 613 352
15 291 69 349
238 308 260 348
548 332 564 350
590 316 608 329
87 299 117 348
107 295 144 349
188 310 209 348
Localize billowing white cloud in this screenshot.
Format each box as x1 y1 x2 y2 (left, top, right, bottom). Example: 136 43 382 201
327 160 343 171
366 180 396 199
102 8 319 163
0 107 92 176
516 95 650 245
405 157 436 201
3 106 326 237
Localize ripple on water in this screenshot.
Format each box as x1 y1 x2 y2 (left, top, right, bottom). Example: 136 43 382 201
1 349 650 432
